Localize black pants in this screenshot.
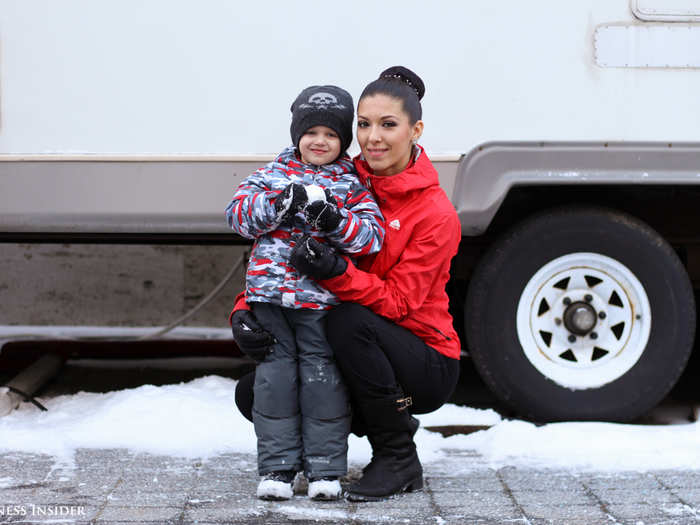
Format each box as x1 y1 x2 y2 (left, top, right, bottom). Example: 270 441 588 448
235 303 460 426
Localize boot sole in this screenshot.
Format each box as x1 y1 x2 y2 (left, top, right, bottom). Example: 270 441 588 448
346 475 423 502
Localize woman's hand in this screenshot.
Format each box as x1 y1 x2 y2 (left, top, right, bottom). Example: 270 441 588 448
290 236 347 280
231 310 276 362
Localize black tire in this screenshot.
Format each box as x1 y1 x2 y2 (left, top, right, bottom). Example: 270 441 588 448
465 206 695 422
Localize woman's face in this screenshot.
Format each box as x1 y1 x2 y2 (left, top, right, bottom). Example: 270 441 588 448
356 94 423 177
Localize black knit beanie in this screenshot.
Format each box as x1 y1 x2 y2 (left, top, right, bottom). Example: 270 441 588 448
290 85 354 157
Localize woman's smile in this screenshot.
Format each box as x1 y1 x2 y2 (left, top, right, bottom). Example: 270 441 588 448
366 147 388 158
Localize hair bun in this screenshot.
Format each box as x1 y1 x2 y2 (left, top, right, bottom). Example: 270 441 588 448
379 66 425 101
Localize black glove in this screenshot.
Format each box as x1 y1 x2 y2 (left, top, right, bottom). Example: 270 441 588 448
231 310 275 362
290 235 347 280
274 183 308 224
304 190 343 232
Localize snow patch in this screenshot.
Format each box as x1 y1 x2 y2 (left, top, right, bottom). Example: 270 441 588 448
416 404 502 426
0 376 256 463
0 376 699 472
276 504 349 520
455 419 700 471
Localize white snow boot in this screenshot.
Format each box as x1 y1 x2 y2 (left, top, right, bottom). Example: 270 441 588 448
256 470 295 500
308 476 342 501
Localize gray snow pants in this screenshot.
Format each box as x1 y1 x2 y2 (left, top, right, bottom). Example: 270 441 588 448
251 302 350 477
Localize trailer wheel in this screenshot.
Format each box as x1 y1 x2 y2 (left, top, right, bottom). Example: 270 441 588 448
465 207 695 422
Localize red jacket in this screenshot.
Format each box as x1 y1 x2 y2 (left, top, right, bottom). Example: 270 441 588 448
232 147 462 360
321 147 461 359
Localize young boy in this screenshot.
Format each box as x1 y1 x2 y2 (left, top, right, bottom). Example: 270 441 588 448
225 85 384 500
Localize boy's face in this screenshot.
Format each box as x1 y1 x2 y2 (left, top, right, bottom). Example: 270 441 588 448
298 125 341 166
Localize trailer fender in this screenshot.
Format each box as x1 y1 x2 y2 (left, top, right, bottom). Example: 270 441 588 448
452 141 700 236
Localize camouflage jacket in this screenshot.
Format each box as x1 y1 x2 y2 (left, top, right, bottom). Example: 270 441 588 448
225 146 385 310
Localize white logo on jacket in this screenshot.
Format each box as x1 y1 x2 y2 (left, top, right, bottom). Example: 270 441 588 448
389 219 401 231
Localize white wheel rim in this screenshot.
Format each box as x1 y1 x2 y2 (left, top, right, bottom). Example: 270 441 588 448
516 252 651 390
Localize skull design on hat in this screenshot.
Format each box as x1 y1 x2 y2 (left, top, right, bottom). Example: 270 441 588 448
309 92 337 106
300 91 346 110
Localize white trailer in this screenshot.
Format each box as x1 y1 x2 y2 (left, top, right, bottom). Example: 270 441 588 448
2 0 700 421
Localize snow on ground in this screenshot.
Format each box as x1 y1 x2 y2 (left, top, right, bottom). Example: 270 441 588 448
0 375 699 472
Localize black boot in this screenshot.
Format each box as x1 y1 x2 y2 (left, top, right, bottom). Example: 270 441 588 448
347 392 423 501
361 414 419 474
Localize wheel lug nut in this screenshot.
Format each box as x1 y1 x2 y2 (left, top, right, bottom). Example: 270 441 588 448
584 294 593 302
568 335 576 343
590 332 598 339
598 312 606 319
555 318 562 325
563 297 572 305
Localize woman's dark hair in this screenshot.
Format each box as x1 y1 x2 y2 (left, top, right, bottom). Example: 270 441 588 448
359 66 425 124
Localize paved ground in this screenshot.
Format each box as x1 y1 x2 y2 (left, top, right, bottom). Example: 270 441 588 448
2 447 700 524
2 357 699 524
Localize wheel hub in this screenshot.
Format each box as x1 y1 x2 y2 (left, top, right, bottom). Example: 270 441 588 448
516 252 651 390
563 301 597 335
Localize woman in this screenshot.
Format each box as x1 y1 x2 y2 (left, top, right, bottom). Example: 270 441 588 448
232 66 461 501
